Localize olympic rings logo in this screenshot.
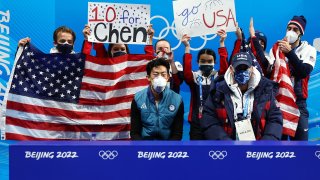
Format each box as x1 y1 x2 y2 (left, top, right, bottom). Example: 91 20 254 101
150 15 217 51
315 151 320 159
209 150 228 160
99 150 118 160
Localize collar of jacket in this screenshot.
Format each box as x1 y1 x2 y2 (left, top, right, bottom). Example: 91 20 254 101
195 69 217 78
147 86 165 104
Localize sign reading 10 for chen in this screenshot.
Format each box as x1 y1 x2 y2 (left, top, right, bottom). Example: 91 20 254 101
88 2 150 45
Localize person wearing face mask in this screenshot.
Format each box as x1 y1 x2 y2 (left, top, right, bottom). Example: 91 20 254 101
231 19 269 73
81 24 154 57
181 29 229 140
130 58 184 140
107 43 130 57
154 39 184 94
201 52 282 140
18 26 76 54
231 21 265 76
247 18 274 77
268 15 317 141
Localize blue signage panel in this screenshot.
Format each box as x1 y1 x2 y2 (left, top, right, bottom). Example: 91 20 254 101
9 141 320 180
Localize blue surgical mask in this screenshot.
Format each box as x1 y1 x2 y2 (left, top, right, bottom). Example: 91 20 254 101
234 70 250 85
112 51 127 57
199 65 213 76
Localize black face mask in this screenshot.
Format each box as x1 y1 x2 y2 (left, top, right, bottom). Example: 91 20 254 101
112 51 127 57
56 43 73 54
199 64 213 76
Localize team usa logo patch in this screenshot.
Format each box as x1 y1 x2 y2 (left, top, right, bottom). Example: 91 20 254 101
168 104 175 112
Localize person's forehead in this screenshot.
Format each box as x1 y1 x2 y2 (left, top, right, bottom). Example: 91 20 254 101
156 41 170 48
288 24 299 29
112 44 126 49
57 32 73 39
199 54 214 60
152 65 167 72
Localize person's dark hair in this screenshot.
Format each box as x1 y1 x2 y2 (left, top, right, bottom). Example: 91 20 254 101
146 58 170 76
107 43 130 57
154 39 171 52
53 26 76 44
197 48 216 63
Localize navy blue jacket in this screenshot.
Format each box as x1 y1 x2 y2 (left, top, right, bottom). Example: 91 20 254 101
201 77 283 140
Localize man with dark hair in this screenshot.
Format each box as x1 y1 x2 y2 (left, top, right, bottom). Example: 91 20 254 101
271 15 317 140
18 26 76 54
130 58 184 140
201 52 282 140
154 39 184 93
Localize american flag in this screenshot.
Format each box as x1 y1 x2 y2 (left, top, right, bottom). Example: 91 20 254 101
251 54 263 75
269 42 300 137
4 43 153 140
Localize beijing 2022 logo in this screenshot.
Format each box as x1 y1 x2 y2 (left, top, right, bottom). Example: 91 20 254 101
99 150 118 160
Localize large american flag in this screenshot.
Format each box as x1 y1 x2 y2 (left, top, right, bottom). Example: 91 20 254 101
4 43 153 140
269 42 300 137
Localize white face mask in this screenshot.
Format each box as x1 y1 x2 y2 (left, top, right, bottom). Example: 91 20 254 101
152 76 167 93
286 31 299 44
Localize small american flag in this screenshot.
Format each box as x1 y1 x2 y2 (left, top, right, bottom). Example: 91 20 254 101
4 43 153 140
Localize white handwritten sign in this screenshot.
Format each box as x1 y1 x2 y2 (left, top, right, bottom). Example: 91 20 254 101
88 2 150 44
173 0 237 37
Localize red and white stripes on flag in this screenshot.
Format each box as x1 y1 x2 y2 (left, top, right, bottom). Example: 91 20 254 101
270 43 300 137
5 45 153 140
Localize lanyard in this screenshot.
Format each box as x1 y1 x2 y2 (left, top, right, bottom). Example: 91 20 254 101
196 75 204 105
243 94 249 118
196 74 214 102
196 75 204 118
242 90 253 118
196 74 215 118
